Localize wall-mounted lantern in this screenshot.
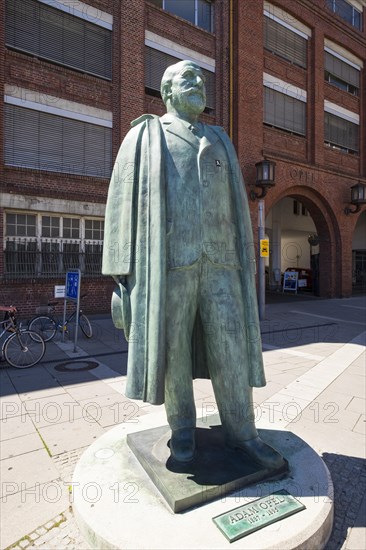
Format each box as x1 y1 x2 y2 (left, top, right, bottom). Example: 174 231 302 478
344 183 366 215
250 160 276 201
308 234 319 248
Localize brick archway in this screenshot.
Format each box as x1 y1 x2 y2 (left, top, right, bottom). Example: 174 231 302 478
266 186 342 297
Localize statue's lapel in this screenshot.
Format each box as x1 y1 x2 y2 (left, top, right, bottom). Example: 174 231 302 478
161 114 220 154
162 115 200 150
199 125 219 156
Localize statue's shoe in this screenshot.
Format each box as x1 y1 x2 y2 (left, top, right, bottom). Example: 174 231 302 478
169 428 195 463
227 436 287 470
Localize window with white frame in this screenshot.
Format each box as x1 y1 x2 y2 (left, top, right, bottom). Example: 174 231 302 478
326 0 362 30
4 104 112 178
324 49 360 96
4 212 104 278
145 46 215 112
149 0 214 32
5 0 112 79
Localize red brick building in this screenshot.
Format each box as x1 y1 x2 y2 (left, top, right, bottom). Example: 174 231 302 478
235 0 366 298
0 0 365 315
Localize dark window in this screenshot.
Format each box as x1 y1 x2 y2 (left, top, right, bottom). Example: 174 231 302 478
5 0 112 79
63 218 80 240
4 104 112 178
85 243 103 276
264 15 307 68
326 0 362 30
85 220 104 240
62 242 80 271
293 200 308 216
41 242 61 276
352 249 366 291
324 51 359 95
4 240 37 277
324 112 359 154
42 216 60 238
6 213 37 237
145 46 215 112
150 0 213 32
264 87 306 136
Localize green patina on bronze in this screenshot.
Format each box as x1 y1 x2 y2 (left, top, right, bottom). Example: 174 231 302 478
102 60 287 472
213 490 306 542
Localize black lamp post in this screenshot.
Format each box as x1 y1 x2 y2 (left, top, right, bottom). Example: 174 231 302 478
344 183 366 215
250 160 276 201
251 160 276 320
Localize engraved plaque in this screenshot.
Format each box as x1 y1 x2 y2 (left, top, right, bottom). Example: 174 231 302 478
212 489 305 543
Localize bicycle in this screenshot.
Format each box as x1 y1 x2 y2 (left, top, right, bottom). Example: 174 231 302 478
28 295 92 342
0 306 46 368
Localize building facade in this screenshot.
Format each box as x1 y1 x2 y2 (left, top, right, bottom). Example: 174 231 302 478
235 0 366 297
0 0 365 316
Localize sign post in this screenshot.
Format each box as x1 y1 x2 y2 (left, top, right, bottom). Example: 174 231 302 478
64 269 81 352
258 201 266 321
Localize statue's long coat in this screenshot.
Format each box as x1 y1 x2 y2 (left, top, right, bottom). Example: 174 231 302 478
102 115 266 405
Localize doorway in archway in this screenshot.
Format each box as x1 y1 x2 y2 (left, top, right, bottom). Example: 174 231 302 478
352 211 366 294
265 197 323 296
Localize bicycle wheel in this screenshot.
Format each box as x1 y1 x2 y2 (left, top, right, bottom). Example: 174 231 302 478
4 330 45 368
29 315 57 342
79 314 92 338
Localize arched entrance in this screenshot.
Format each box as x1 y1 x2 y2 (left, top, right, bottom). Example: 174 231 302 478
265 187 341 297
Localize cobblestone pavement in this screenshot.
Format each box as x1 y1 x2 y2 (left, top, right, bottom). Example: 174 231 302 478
324 453 366 550
6 509 89 550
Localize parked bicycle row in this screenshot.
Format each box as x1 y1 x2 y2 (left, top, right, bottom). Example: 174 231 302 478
0 295 92 369
28 294 92 342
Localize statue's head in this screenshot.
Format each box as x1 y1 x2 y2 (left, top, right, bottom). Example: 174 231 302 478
160 60 206 119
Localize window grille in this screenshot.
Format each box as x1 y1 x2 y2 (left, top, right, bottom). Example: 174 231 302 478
149 0 214 32
5 0 112 79
264 87 306 136
145 46 215 111
324 112 359 154
324 51 359 95
4 104 112 178
264 15 307 68
4 212 105 278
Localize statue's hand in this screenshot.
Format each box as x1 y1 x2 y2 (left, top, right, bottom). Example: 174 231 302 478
111 282 131 340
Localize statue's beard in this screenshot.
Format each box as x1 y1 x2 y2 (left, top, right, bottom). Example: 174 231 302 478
171 89 206 115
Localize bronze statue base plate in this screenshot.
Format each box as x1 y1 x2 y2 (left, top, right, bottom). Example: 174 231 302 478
127 415 289 513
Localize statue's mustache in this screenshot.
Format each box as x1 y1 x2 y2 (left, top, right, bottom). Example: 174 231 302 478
181 87 205 97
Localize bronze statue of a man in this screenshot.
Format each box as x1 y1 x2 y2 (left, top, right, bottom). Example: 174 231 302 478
102 60 285 470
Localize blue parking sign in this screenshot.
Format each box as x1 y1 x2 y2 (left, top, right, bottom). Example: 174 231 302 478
66 270 80 301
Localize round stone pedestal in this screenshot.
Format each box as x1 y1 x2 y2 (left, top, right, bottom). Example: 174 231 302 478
73 412 333 549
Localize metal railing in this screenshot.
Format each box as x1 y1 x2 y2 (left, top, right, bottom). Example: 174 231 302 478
3 239 104 279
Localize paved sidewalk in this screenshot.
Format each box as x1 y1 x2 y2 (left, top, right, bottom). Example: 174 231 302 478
0 296 365 550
